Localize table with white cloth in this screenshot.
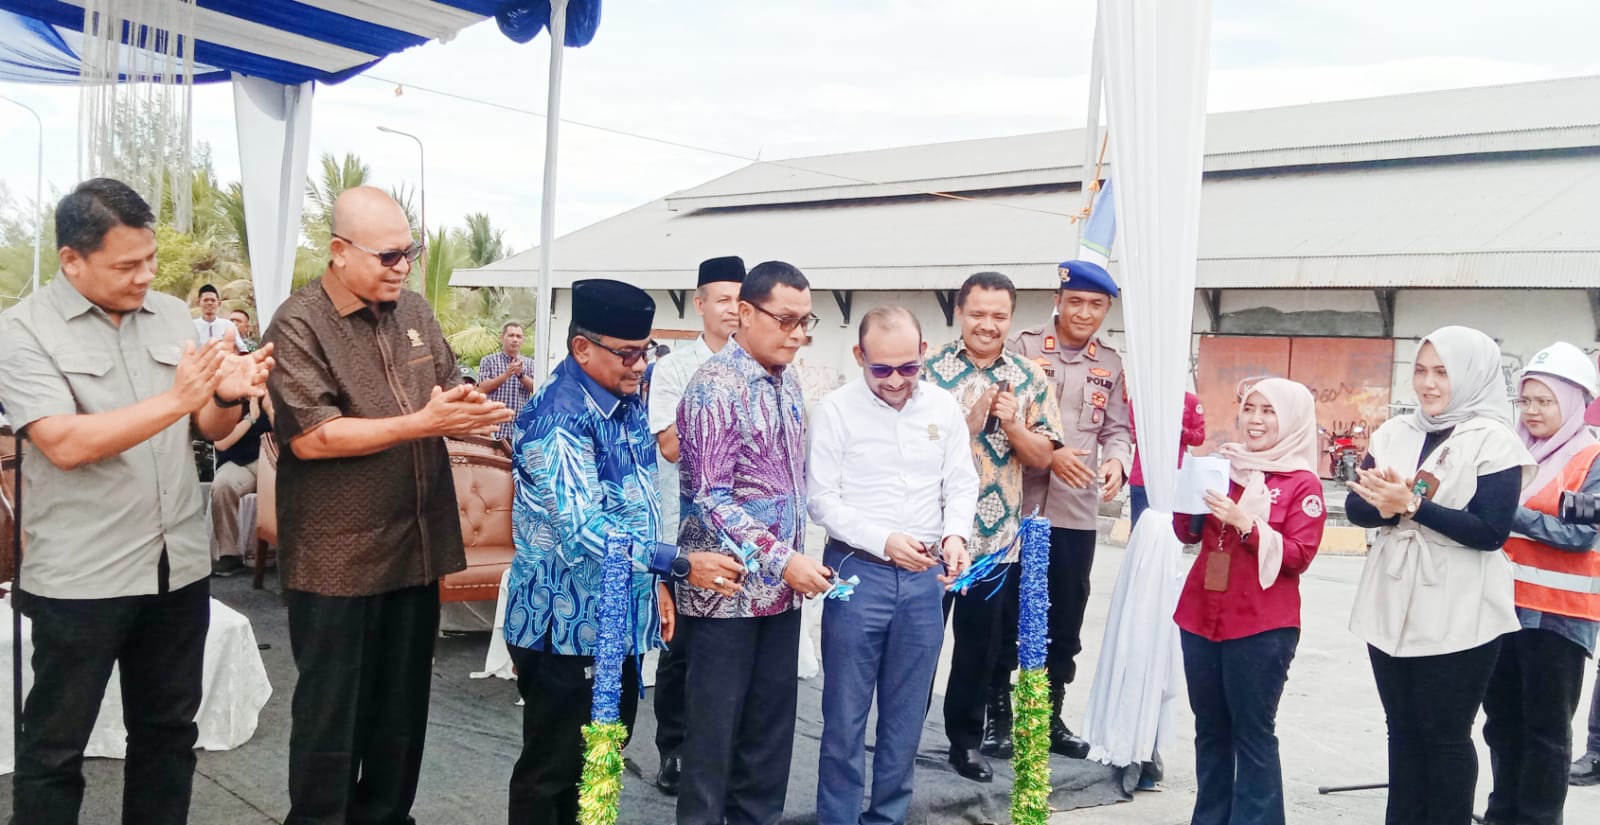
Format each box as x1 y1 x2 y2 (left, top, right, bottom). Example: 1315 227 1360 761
0 594 274 774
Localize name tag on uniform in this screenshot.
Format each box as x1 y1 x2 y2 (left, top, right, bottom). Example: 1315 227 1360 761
1204 550 1230 592
407 329 424 347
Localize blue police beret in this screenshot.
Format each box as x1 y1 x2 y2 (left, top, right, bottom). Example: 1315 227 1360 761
1057 260 1119 298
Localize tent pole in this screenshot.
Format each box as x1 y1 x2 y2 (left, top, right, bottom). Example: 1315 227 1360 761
534 0 570 386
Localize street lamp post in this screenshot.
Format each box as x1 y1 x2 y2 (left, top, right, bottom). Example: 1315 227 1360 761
376 125 427 288
0 94 44 296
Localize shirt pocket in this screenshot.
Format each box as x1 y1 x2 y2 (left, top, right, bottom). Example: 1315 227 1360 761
56 350 118 412
1077 400 1106 432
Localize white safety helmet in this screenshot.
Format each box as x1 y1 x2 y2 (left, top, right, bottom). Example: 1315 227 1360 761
1520 342 1600 400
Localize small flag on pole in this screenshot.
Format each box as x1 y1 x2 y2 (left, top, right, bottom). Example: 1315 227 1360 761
1078 178 1116 268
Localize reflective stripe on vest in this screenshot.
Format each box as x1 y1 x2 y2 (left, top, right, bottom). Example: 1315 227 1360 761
1503 443 1600 621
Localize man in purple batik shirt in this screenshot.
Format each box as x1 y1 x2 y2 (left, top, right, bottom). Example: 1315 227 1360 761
674 261 835 825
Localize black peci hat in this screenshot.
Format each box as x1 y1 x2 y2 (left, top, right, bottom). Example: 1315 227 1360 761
572 278 655 341
697 256 746 287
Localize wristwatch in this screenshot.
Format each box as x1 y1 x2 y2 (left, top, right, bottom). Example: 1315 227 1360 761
1403 495 1423 518
670 553 692 580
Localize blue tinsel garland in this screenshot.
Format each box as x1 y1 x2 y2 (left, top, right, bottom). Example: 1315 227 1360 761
1016 515 1052 670
590 533 631 724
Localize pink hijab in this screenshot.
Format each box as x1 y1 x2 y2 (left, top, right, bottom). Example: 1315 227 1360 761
1515 374 1597 505
1212 378 1321 588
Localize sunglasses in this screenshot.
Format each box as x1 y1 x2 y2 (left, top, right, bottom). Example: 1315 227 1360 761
334 234 425 268
861 344 925 379
749 301 821 333
582 333 656 367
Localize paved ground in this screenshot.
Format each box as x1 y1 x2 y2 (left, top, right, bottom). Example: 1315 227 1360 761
1045 545 1600 824
6 539 1596 823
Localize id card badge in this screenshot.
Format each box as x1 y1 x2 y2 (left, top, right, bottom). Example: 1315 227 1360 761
1203 550 1231 592
1412 470 1440 501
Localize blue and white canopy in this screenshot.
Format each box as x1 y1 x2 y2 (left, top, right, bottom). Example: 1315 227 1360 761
0 1 503 85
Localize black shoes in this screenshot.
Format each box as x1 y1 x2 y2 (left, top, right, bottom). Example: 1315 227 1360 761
979 684 1014 758
1572 752 1600 786
211 556 246 577
1049 680 1091 759
1049 718 1091 760
655 753 681 795
949 747 993 783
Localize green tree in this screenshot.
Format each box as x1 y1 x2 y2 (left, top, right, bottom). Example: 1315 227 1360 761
304 152 371 247
457 212 506 268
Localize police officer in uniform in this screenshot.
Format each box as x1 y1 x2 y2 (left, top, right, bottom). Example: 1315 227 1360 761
1008 259 1133 758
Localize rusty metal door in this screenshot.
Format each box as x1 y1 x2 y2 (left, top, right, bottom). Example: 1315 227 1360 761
1193 336 1393 477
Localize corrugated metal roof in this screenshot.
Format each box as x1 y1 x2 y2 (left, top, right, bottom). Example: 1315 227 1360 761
663 76 1600 210
456 107 1600 293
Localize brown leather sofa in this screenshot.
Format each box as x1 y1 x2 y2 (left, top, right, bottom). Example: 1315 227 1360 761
1 426 19 586
253 434 515 603
440 435 516 603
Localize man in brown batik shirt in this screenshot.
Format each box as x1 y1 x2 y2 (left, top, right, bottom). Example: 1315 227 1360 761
264 187 512 825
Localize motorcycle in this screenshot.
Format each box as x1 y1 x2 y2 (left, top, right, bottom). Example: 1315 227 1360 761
1324 424 1365 482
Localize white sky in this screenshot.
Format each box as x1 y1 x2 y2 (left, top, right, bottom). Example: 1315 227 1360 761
2 0 1599 251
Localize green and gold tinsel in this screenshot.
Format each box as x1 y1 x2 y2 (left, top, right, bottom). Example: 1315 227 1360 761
1010 667 1053 825
1010 516 1054 825
578 721 629 825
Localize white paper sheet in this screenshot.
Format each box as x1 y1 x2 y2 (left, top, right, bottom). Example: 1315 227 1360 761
1174 455 1230 515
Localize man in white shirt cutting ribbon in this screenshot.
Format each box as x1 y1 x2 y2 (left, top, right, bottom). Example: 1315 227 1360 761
808 306 979 825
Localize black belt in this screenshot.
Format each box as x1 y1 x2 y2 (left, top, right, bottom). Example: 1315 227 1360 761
824 538 896 568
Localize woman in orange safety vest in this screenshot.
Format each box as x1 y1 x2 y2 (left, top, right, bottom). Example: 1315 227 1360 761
1483 342 1600 825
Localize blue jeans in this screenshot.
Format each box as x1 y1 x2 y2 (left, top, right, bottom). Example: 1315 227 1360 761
1129 484 1149 528
817 544 945 825
1181 627 1299 825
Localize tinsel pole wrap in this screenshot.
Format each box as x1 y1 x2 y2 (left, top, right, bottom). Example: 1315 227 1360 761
1011 515 1053 825
578 533 633 825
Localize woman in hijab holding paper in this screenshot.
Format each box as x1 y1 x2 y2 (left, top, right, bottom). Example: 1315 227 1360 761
1347 325 1534 825
1171 377 1326 825
1482 342 1600 825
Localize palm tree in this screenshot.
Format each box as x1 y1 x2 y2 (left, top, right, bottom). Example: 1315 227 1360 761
458 212 506 268
304 152 371 247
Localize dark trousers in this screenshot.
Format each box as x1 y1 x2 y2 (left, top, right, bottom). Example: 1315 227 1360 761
507 646 641 825
1369 637 1503 825
942 563 1018 751
284 583 440 825
12 578 209 825
1129 484 1149 528
1586 655 1600 757
817 546 944 825
1483 628 1588 825
677 610 801 825
653 588 688 758
1181 627 1299 825
1047 528 1096 684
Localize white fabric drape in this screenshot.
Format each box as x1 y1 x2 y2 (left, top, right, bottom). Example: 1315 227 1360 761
233 73 314 328
1 597 273 774
1081 0 1213 769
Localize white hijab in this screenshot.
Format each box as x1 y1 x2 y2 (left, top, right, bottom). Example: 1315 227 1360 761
1413 326 1514 433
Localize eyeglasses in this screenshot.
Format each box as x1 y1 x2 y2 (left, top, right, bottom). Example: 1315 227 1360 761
582 333 656 367
1514 397 1560 411
334 234 425 268
749 301 821 333
861 344 925 379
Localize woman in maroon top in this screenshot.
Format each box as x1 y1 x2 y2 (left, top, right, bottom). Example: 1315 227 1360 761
1172 377 1326 825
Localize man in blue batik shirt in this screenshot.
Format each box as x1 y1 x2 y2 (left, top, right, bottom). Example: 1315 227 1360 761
503 278 676 825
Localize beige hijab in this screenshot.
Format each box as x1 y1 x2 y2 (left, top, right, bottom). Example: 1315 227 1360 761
1212 378 1321 588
